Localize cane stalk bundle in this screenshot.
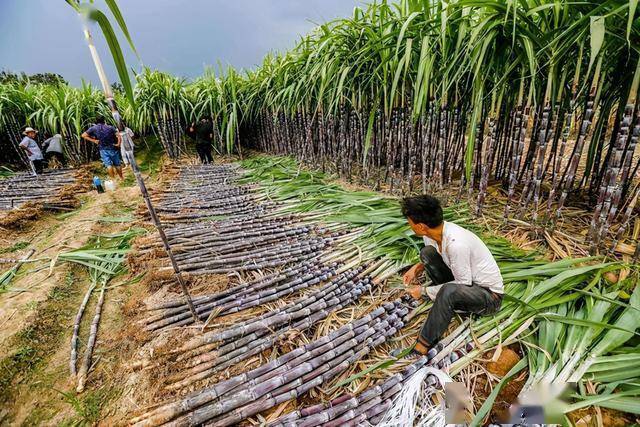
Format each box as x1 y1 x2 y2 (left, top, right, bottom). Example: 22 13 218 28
141 165 353 280
132 296 416 427
0 169 78 210
143 268 375 393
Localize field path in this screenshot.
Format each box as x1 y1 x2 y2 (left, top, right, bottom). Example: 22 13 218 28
0 182 144 425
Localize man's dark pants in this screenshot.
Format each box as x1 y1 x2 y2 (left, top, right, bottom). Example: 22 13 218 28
418 246 502 347
32 159 45 174
196 142 213 164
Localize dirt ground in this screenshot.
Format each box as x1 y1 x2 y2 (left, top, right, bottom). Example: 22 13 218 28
0 169 151 426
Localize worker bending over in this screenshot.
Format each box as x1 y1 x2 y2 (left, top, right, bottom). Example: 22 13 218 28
401 195 503 355
82 116 123 180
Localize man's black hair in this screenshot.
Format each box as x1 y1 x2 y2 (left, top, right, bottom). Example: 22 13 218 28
400 195 443 228
95 116 106 124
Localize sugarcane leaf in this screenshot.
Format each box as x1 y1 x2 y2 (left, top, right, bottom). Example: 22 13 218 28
103 0 139 58
60 259 120 275
592 397 640 414
536 313 640 336
628 0 638 43
82 6 135 105
587 366 640 383
65 0 81 12
470 358 528 427
331 347 414 390
575 288 640 314
566 387 640 413
395 12 420 54
588 353 640 368
590 284 640 356
587 16 605 77
0 266 18 290
526 263 613 302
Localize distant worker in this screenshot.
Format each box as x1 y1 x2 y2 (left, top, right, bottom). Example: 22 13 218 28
401 195 503 355
189 118 214 164
120 126 135 167
42 132 65 167
19 127 45 175
82 116 123 180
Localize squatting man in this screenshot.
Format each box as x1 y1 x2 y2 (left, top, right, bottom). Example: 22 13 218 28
401 195 503 356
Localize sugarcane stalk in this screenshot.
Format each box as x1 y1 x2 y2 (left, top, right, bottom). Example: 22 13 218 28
79 20 198 322
130 303 403 426
589 99 635 252
556 56 602 220
76 283 105 393
504 102 528 219
70 281 97 376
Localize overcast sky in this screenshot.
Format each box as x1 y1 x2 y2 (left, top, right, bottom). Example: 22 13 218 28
0 0 364 86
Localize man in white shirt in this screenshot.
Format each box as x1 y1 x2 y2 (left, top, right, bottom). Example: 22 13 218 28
121 127 135 166
19 127 44 175
401 195 503 355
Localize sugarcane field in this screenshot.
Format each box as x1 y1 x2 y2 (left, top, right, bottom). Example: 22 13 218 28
1 0 640 426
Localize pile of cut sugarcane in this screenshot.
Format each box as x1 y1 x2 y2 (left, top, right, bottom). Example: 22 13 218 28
0 169 78 210
131 157 639 426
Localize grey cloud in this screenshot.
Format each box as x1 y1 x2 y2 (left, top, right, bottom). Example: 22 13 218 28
0 0 364 86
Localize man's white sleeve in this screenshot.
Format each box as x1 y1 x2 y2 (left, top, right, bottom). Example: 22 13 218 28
448 243 473 284
19 138 27 148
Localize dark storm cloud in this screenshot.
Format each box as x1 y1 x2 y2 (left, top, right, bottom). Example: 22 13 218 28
0 0 362 86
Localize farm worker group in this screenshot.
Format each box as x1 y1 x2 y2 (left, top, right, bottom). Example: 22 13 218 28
81 116 135 180
18 117 135 178
401 195 503 356
19 127 65 175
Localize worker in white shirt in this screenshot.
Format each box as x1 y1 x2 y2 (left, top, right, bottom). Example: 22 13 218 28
121 127 135 167
401 195 503 355
19 127 44 174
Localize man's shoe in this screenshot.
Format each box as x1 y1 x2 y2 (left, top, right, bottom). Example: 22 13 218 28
390 341 431 359
414 340 431 355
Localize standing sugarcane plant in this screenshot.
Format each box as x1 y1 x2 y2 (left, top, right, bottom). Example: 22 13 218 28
29 82 108 164
0 83 36 168
589 58 640 253
187 67 242 156
134 69 188 158
230 0 640 255
0 79 138 167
